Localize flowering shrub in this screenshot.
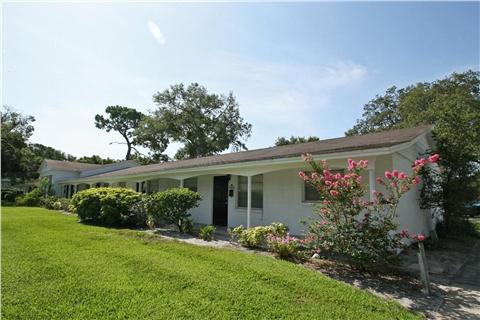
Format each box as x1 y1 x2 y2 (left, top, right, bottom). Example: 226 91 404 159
266 234 304 260
229 222 288 248
300 153 439 269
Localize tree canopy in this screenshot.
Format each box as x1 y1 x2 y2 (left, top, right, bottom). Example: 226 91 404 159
142 83 252 160
346 70 480 232
1 106 36 182
274 136 320 146
95 106 145 160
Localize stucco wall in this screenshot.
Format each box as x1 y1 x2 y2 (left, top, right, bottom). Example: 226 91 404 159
393 145 433 237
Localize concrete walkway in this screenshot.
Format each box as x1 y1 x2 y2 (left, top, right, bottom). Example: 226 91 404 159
433 240 480 319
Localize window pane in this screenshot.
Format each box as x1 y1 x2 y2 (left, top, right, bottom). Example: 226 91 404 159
238 175 263 208
304 183 321 201
184 177 198 192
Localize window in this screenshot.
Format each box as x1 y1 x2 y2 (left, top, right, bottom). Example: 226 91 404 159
238 175 263 209
303 170 344 202
184 177 198 192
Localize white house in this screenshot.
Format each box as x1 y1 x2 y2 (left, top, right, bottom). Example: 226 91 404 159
39 126 437 236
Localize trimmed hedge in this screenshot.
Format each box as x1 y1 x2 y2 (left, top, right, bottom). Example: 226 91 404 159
229 222 289 248
71 188 145 227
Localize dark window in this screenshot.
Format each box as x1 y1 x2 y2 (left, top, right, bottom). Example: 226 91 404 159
238 175 263 209
184 178 198 192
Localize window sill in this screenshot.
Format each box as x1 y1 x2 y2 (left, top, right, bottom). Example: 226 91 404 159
235 208 263 214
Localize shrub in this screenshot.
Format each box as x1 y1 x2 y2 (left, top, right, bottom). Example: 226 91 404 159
199 225 216 241
71 187 144 227
229 222 288 248
14 177 51 207
266 234 304 260
145 188 201 233
15 188 44 207
1 187 23 203
44 196 71 212
300 153 439 269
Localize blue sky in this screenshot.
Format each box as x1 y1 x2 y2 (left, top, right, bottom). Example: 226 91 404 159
3 2 479 159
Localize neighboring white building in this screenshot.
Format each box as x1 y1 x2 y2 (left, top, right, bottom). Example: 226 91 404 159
39 126 437 236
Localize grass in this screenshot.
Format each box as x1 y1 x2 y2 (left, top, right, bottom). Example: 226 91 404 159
1 207 421 320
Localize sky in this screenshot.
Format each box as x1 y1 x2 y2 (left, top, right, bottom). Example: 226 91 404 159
2 2 479 160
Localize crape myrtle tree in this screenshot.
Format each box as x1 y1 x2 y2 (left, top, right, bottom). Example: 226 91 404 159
346 70 480 233
95 106 145 160
140 83 252 160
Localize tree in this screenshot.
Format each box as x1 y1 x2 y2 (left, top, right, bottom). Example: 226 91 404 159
345 86 406 136
1 106 36 183
147 83 252 160
133 115 170 162
95 106 144 160
275 136 320 146
76 155 118 164
346 70 480 233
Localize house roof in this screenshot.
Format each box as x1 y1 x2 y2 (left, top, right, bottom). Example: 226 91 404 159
71 125 432 181
42 159 103 172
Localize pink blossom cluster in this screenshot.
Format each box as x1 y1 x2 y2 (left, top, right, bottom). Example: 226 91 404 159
412 154 439 174
347 159 368 171
411 233 426 242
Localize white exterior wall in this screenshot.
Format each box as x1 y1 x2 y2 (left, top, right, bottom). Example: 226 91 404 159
392 140 433 237
39 170 80 196
189 175 214 225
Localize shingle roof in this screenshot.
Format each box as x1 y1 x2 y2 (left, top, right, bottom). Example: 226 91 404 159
43 159 102 172
76 126 432 180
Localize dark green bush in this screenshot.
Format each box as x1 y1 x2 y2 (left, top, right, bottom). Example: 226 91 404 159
145 188 201 232
15 188 44 207
71 188 144 227
1 187 23 203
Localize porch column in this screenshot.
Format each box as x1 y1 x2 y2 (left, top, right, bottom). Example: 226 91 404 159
368 168 376 201
247 175 252 228
179 179 184 188
74 184 78 195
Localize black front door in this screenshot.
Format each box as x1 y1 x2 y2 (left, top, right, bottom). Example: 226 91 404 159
213 176 229 226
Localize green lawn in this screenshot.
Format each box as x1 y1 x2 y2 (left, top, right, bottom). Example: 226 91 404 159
1 207 421 319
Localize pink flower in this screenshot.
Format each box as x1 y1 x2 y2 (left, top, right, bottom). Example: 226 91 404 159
399 229 409 238
398 172 408 180
385 171 393 179
347 159 357 171
358 160 369 168
390 181 398 188
412 233 426 242
329 190 339 197
376 177 383 183
392 170 399 178
302 153 313 162
325 180 332 186
428 154 440 163
413 176 422 185
335 173 342 180
311 172 319 180
298 171 307 180
356 176 363 183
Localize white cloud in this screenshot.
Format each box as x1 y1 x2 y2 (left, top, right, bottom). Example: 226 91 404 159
196 53 368 149
147 20 166 45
